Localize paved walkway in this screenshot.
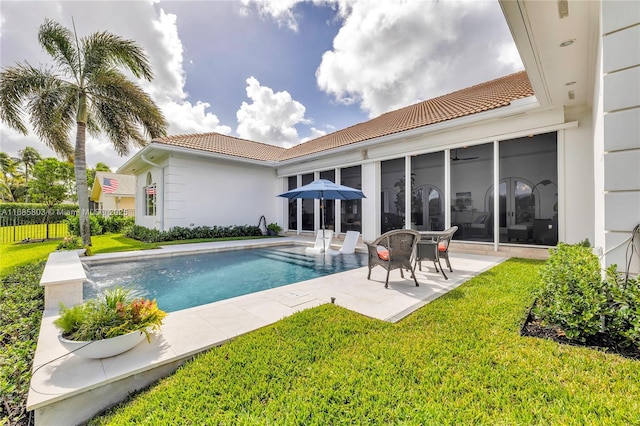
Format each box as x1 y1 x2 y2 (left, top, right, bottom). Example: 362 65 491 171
28 237 506 424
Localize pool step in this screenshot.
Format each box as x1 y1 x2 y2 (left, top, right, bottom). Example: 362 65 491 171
254 250 317 267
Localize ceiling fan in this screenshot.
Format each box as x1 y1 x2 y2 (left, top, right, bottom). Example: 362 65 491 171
451 149 479 161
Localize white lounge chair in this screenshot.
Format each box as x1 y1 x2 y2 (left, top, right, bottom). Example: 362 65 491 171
327 231 360 255
305 230 333 254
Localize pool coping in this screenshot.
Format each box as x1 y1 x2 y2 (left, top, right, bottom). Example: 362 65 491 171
28 236 506 425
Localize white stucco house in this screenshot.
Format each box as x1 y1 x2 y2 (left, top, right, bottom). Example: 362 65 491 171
119 0 640 274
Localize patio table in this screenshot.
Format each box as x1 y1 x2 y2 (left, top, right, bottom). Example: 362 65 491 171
415 230 450 279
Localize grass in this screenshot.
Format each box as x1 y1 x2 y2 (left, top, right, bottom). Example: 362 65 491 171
0 234 275 276
0 234 157 277
90 259 640 425
1 261 45 425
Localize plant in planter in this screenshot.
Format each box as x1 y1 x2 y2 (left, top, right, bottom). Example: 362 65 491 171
54 287 167 358
267 223 282 236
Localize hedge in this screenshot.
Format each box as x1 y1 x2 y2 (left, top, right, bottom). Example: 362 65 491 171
0 203 79 225
126 224 263 243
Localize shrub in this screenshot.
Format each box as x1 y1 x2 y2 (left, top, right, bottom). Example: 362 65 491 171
125 225 165 243
603 265 640 349
267 223 282 234
57 236 82 250
66 214 103 236
55 287 167 341
96 214 135 234
0 203 78 225
125 224 263 243
534 242 605 341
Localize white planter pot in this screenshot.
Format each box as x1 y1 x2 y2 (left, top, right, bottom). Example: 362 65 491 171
58 330 147 359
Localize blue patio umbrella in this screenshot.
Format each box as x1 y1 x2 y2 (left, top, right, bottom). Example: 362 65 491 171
277 179 366 241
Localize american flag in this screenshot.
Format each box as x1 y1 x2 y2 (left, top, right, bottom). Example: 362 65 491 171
146 186 156 195
102 177 119 193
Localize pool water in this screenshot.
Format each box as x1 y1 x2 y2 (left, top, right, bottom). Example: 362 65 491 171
85 245 366 312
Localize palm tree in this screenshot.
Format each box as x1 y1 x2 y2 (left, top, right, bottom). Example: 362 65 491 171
87 161 111 190
0 19 167 245
0 152 17 180
18 146 42 184
18 146 42 201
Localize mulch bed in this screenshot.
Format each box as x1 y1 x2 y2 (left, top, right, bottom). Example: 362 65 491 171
520 308 640 361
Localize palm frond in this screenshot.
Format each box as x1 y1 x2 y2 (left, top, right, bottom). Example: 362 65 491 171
83 32 153 81
86 114 102 139
0 63 62 135
88 69 167 145
26 78 76 157
38 19 80 82
90 98 147 156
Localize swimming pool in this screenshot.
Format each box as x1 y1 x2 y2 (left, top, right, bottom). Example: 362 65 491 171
85 245 366 312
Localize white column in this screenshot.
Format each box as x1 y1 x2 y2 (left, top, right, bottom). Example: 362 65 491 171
296 175 302 235
493 140 500 252
361 161 379 241
405 155 412 229
444 149 451 228
335 168 342 235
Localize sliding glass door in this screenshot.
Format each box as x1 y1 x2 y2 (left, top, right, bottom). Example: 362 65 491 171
498 133 558 245
412 152 445 231
450 144 494 241
301 173 314 231
341 166 362 232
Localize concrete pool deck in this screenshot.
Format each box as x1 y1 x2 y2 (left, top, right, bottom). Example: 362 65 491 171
28 237 506 425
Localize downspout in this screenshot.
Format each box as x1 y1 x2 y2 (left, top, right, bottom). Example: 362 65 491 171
141 154 165 231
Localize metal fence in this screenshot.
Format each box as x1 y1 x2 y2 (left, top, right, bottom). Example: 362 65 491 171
0 217 68 243
0 209 135 243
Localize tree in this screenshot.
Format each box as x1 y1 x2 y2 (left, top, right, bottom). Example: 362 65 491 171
0 152 17 180
17 146 42 202
0 19 167 245
87 162 111 189
0 152 17 201
29 158 70 238
18 146 41 186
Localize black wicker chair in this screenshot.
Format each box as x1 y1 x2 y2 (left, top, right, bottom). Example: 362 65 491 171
364 229 421 288
415 226 458 279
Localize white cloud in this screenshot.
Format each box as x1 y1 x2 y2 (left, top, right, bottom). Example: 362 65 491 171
300 127 327 143
316 0 523 118
162 101 232 135
147 9 187 102
0 2 233 169
239 0 301 31
145 9 232 136
237 1 522 120
236 77 309 147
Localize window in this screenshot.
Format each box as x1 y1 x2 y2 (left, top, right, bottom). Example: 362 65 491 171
144 172 156 216
287 176 297 230
341 166 362 233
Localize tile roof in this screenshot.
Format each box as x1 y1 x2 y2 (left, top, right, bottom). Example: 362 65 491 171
279 71 533 161
152 132 286 162
152 71 533 164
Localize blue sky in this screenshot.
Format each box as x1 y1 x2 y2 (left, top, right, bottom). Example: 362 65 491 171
0 0 523 169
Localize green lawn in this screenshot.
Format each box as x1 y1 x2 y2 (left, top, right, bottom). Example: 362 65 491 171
0 234 274 276
90 259 640 425
0 234 158 277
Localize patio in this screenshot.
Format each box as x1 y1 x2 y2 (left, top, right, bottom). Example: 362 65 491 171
27 237 505 425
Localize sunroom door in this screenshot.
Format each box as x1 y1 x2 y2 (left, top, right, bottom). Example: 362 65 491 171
491 178 535 233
